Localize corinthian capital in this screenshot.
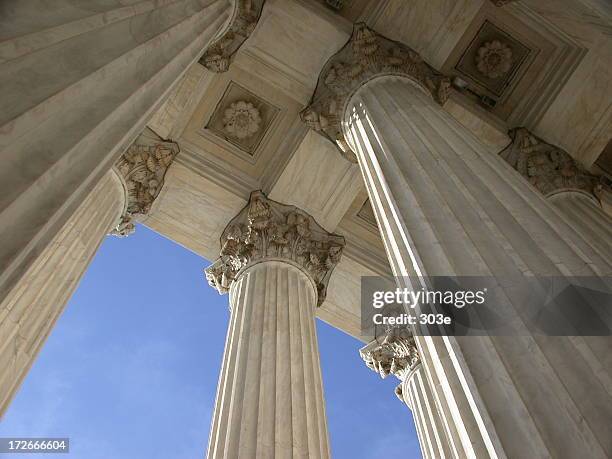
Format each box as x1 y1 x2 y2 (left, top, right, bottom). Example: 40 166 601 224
205 191 345 305
111 131 179 236
199 0 265 72
301 22 451 162
502 127 605 200
359 327 420 382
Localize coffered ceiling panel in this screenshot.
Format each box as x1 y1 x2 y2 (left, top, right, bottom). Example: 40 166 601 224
180 63 303 191
237 0 350 103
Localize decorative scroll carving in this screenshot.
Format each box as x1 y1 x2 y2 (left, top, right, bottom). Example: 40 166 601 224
360 327 420 382
301 22 451 163
199 0 265 72
502 128 604 200
111 134 179 236
205 191 345 305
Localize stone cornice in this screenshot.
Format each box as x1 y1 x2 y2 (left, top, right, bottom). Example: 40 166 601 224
301 22 451 163
502 127 605 201
111 133 179 236
205 191 345 306
198 0 265 72
359 327 420 382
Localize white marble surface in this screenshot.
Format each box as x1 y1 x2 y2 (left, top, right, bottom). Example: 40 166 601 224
399 364 454 459
344 76 612 459
0 0 232 319
269 130 362 232
147 63 216 141
548 191 612 262
0 171 124 417
240 0 350 102
207 260 330 458
535 41 612 166
144 163 247 261
371 0 481 70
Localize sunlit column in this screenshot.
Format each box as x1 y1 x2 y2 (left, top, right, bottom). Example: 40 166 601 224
344 74 612 459
205 191 345 458
360 328 454 459
303 21 612 459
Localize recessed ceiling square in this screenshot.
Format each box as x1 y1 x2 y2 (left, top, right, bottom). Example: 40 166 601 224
205 81 280 156
455 20 532 98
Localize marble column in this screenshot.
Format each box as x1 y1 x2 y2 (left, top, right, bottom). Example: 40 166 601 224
0 170 124 417
548 191 612 261
501 127 612 261
360 328 453 459
205 191 345 459
0 132 178 417
305 24 612 459
0 0 233 308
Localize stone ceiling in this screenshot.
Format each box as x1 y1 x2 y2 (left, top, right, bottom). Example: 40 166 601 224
143 0 612 340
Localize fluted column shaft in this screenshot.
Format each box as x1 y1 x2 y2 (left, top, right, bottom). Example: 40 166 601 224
0 170 125 416
0 0 232 305
360 330 453 459
345 76 612 458
207 260 330 459
548 191 612 262
398 363 454 459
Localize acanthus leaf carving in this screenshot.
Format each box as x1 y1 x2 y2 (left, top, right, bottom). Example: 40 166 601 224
111 133 179 237
360 326 420 382
205 191 345 306
502 127 606 200
301 22 451 162
199 0 265 73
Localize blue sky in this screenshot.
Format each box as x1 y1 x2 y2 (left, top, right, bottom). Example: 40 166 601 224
0 225 421 458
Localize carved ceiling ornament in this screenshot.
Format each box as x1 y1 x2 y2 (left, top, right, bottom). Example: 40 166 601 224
223 100 262 139
360 327 420 382
301 22 451 163
475 40 513 79
502 127 604 200
199 0 265 72
205 191 345 306
111 136 179 237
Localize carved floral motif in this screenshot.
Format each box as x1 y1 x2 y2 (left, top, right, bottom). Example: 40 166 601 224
223 100 261 139
360 327 420 381
199 0 265 72
301 23 451 163
111 138 179 236
502 127 604 199
475 40 513 79
205 191 345 305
